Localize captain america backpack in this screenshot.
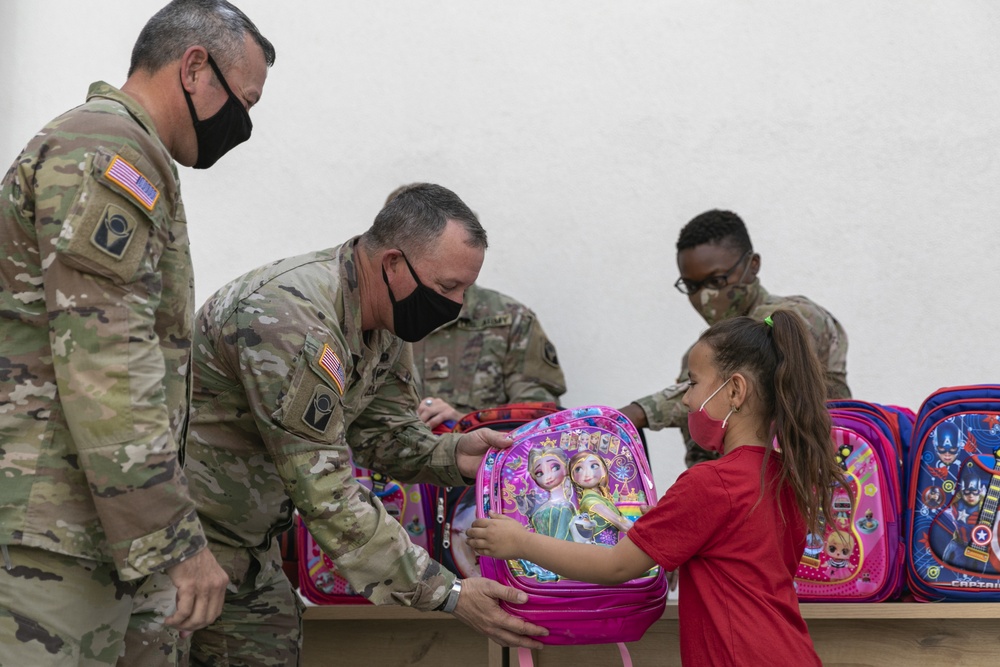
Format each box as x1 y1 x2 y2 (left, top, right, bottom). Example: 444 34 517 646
297 465 430 604
476 405 667 657
793 401 909 602
425 402 562 579
907 385 1000 601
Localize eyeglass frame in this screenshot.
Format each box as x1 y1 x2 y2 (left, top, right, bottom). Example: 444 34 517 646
673 249 753 295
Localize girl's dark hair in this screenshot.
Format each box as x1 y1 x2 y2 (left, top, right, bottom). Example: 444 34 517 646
698 310 847 533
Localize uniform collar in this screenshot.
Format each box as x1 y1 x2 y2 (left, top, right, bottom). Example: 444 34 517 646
339 238 366 356
86 81 161 140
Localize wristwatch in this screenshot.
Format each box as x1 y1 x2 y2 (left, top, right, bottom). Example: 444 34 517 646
436 578 462 613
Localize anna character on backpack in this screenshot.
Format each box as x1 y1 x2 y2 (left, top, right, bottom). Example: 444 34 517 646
569 450 633 545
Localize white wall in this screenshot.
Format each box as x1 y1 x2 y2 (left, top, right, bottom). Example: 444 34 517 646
4 1 1000 493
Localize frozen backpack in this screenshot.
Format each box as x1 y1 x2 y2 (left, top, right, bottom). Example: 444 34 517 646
298 466 430 604
794 401 908 601
907 385 1000 601
476 405 667 657
425 402 562 579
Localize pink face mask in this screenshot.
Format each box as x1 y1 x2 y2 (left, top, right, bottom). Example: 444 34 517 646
686 378 735 454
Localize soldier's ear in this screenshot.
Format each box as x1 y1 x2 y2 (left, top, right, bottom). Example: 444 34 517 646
747 253 761 279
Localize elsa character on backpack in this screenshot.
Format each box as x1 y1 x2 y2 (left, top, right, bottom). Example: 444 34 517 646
470 311 848 666
526 445 578 541
569 450 633 546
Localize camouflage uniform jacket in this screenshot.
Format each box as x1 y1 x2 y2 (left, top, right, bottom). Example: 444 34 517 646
633 281 851 467
409 283 566 415
0 82 204 579
187 238 466 610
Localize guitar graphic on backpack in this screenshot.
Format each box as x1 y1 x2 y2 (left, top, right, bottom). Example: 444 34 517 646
964 449 1000 566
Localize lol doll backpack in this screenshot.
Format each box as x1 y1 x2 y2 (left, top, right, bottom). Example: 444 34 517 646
907 385 1000 601
794 402 908 602
476 405 667 653
425 402 562 578
298 465 430 604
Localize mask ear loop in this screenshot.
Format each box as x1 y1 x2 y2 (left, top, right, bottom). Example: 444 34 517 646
721 406 737 428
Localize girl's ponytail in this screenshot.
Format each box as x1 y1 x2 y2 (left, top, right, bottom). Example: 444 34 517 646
699 310 847 533
768 310 846 533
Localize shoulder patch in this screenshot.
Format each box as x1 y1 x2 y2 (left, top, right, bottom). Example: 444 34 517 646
104 154 160 211
90 203 139 259
318 344 346 395
301 384 337 433
543 340 560 368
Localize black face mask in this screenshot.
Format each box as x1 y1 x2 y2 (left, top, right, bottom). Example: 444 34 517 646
182 54 252 169
382 251 462 343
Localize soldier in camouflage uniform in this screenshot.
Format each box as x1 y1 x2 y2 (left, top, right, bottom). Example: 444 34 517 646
175 184 546 665
621 210 850 468
412 283 567 430
0 2 274 665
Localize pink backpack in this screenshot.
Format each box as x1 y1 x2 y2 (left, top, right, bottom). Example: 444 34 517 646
793 402 907 601
476 406 667 658
298 465 430 604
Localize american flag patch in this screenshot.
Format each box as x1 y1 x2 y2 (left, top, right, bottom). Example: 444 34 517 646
104 155 160 211
318 344 345 395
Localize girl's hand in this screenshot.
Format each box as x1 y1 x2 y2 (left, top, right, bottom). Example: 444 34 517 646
467 513 527 560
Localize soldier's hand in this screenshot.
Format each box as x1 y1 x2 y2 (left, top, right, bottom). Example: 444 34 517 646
450 577 547 648
619 403 648 430
455 428 512 479
417 397 462 429
164 547 229 633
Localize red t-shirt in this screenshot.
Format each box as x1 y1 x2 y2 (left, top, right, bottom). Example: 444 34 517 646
628 446 820 667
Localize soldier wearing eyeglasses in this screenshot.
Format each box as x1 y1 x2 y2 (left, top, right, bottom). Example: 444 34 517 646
620 209 850 467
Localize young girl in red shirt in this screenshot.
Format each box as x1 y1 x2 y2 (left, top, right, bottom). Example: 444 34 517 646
467 311 847 666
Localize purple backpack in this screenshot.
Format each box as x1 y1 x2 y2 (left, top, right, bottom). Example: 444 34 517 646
476 406 667 652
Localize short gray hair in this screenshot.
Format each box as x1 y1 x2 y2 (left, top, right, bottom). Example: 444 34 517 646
363 183 488 257
128 0 276 76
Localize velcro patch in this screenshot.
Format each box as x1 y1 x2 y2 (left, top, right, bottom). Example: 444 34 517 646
104 154 160 211
90 203 138 259
302 384 337 434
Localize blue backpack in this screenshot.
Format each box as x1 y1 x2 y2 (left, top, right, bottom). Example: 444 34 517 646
906 385 1000 600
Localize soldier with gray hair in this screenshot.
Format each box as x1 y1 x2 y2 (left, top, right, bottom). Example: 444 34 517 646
0 0 274 664
172 183 547 664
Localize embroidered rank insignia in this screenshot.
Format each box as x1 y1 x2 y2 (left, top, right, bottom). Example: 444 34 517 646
104 154 160 211
302 385 336 434
318 344 346 395
90 203 138 260
428 356 449 379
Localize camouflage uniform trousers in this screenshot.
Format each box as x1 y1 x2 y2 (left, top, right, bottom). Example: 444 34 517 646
121 570 182 666
126 541 302 667
0 545 140 666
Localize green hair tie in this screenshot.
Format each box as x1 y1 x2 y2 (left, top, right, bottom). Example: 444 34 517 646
764 315 774 328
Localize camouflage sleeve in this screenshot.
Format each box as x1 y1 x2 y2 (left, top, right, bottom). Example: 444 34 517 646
502 310 567 404
348 345 468 486
631 347 694 432
235 319 455 610
43 147 203 579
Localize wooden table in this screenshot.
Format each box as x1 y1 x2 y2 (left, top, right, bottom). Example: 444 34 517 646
302 600 1000 666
